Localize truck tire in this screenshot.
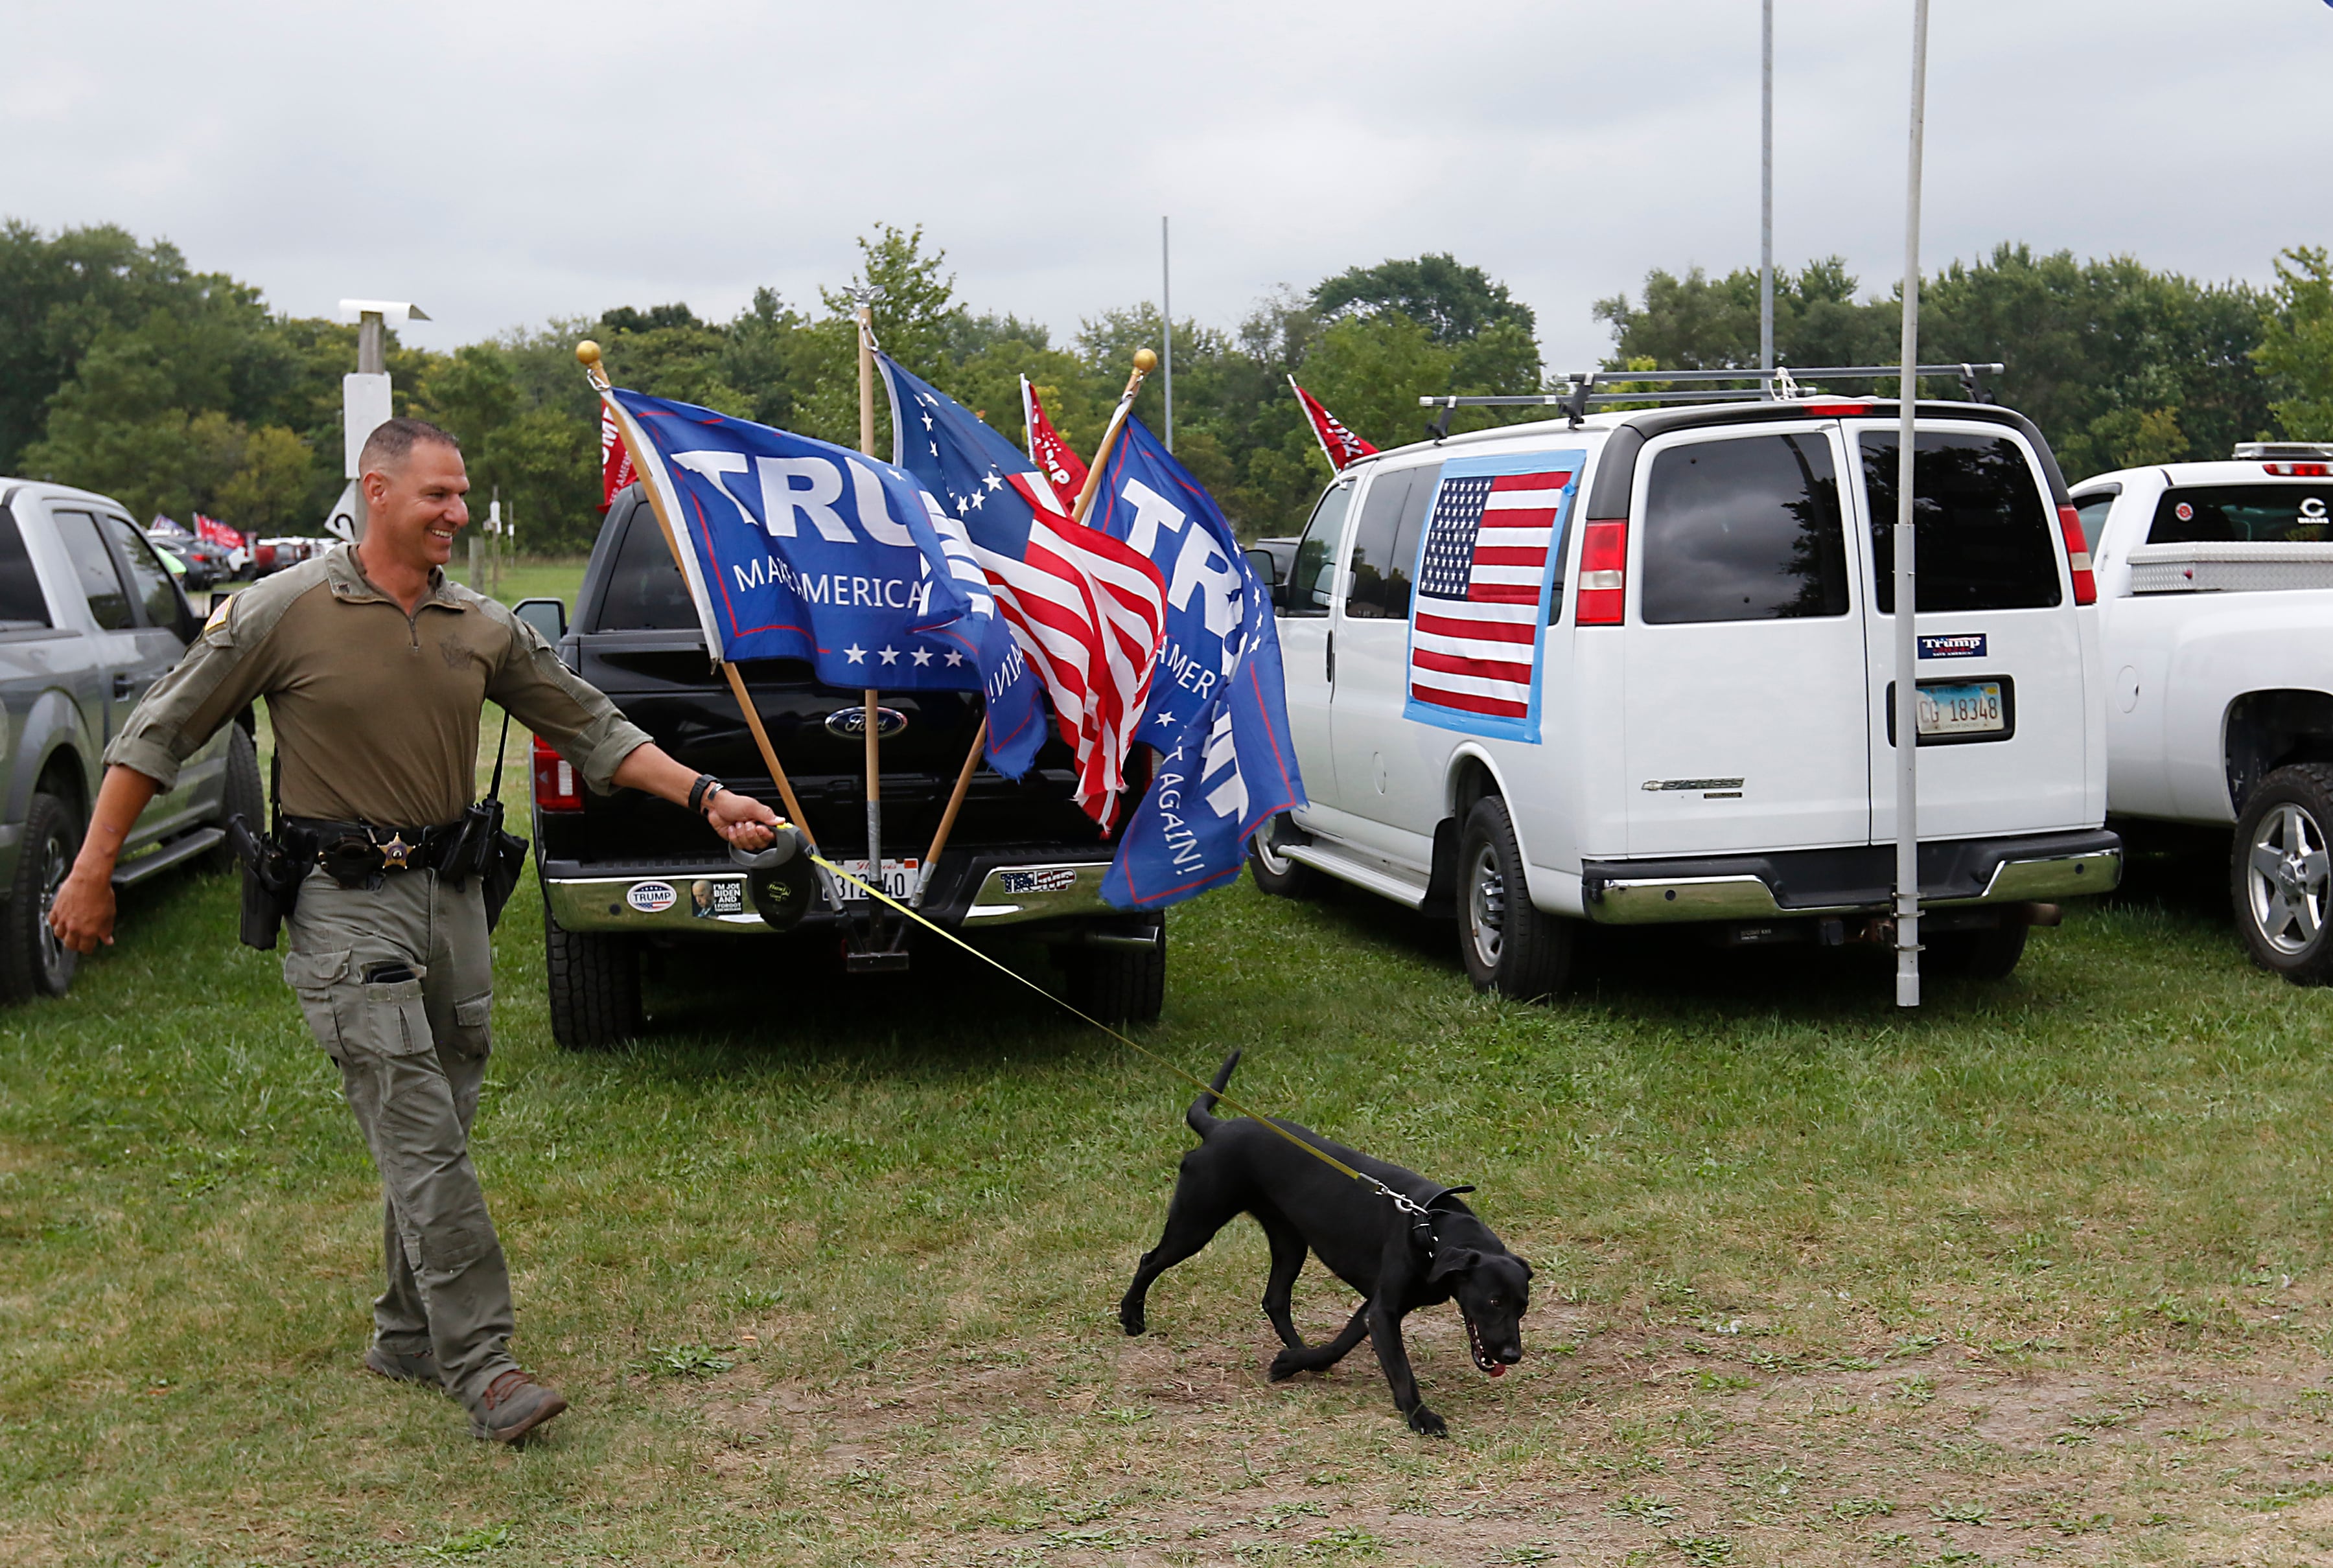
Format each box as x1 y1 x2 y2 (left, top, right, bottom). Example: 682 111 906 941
1246 813 1316 899
2 792 81 1000
2232 763 2333 985
1923 921 2028 980
204 724 264 875
544 912 642 1049
1059 920 1166 1024
1456 796 1572 1002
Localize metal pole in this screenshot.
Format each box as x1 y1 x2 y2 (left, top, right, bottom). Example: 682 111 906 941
357 311 385 376
1894 0 1931 1009
855 305 882 906
1759 0 1775 381
1161 216 1174 453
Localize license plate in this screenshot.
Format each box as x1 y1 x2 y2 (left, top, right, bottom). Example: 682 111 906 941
831 857 920 899
1917 681 2005 736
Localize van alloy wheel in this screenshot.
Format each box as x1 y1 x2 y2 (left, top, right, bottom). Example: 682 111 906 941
1454 796 1573 1001
2246 800 2328 956
1246 812 1317 899
1467 842 1506 970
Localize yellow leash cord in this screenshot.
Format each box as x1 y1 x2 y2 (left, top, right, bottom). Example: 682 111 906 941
807 853 1433 1216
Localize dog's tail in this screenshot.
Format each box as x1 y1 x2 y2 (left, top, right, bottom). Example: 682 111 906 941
1186 1050 1242 1138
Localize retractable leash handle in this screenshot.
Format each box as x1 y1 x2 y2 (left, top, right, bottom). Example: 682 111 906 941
807 851 1461 1215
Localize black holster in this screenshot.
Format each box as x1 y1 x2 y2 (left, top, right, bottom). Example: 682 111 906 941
440 794 530 932
459 708 531 932
227 814 303 951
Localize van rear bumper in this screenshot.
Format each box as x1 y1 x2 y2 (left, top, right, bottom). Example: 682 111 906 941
1579 829 2120 925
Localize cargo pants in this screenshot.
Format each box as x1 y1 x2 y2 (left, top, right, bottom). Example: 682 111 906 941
281 864 518 1408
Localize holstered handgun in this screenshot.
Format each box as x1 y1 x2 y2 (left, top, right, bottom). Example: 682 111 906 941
228 814 302 951
456 709 531 932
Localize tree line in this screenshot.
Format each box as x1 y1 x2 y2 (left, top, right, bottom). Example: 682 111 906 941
6 216 2332 555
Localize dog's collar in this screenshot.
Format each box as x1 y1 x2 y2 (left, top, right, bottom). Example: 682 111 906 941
1397 1184 1476 1251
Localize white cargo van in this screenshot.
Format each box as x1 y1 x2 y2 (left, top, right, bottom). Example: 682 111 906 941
1250 395 2120 997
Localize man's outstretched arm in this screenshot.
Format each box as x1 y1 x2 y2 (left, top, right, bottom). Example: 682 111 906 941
49 766 162 954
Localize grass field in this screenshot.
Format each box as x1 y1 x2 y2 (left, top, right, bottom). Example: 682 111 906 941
7 599 2333 1562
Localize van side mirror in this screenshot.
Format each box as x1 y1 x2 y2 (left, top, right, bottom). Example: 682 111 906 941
514 597 567 641
1243 546 1282 587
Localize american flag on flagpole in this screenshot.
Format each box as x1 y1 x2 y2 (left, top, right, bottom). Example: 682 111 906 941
1405 457 1580 739
880 354 1166 825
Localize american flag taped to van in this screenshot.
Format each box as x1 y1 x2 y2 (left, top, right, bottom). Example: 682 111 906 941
1403 452 1583 743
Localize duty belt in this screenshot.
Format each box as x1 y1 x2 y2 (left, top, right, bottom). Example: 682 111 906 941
281 816 467 883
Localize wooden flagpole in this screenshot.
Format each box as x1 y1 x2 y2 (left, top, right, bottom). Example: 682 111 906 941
575 340 815 849
1068 347 1157 525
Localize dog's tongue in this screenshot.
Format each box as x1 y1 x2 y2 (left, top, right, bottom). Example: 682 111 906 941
1486 1363 1505 1378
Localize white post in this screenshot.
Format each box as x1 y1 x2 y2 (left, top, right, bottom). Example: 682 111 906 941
1894 0 1931 1009
1161 215 1174 453
1759 0 1775 382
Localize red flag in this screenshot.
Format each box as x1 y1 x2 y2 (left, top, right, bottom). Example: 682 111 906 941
1290 376 1379 471
1021 376 1089 509
193 514 242 549
599 406 638 510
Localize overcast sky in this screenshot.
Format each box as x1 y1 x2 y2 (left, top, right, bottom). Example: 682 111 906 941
7 1 2328 373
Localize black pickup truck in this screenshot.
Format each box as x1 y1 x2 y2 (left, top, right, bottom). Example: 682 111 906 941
519 485 1165 1048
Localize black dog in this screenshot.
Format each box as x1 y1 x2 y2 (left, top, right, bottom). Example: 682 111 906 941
1119 1051 1530 1435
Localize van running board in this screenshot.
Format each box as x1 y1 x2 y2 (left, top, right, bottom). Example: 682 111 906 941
110 826 224 888
1279 843 1430 908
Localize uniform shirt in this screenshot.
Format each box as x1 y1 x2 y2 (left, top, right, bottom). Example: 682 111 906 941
104 544 651 827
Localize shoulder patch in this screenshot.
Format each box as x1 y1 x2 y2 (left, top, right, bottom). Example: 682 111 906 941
204 595 235 634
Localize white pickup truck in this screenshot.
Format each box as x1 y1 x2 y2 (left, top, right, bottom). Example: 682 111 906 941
2071 444 2333 982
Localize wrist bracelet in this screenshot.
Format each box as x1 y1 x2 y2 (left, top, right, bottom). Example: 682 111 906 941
687 774 722 814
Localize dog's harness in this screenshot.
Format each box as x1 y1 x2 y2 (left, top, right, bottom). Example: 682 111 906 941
816 857 1468 1232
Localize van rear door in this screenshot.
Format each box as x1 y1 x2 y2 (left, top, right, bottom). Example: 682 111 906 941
1850 421 2091 841
1620 421 1874 855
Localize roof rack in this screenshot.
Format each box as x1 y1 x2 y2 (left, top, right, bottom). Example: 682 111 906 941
1417 362 2006 438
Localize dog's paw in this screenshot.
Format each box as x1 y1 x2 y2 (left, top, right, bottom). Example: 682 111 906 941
1406 1405 1449 1438
1118 1307 1146 1337
1267 1348 1306 1382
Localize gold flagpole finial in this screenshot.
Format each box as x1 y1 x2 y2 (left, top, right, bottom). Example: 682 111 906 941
1132 347 1158 375
575 339 610 391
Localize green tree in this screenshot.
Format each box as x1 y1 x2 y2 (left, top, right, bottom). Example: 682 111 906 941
215 425 316 535
1596 245 2278 478
1313 253 1536 345
2254 247 2333 442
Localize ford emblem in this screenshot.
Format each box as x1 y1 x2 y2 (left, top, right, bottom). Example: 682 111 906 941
824 706 909 739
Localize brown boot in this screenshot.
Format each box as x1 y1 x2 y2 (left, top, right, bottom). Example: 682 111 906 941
469 1369 568 1444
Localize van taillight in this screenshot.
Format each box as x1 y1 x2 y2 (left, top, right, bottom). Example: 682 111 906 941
532 735 582 811
1575 519 1628 625
2264 461 2329 476
2056 505 2096 606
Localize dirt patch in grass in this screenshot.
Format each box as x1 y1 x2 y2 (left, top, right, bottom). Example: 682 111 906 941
681 1313 2333 1566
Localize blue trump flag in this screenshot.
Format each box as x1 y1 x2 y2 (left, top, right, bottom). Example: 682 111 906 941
607 387 1045 778
1084 417 1306 908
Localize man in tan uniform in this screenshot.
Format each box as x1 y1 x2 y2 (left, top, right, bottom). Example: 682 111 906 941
49 418 780 1444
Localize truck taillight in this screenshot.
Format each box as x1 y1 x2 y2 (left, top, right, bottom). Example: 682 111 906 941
2264 461 2330 476
2056 504 2096 606
532 735 582 811
1575 519 1628 625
